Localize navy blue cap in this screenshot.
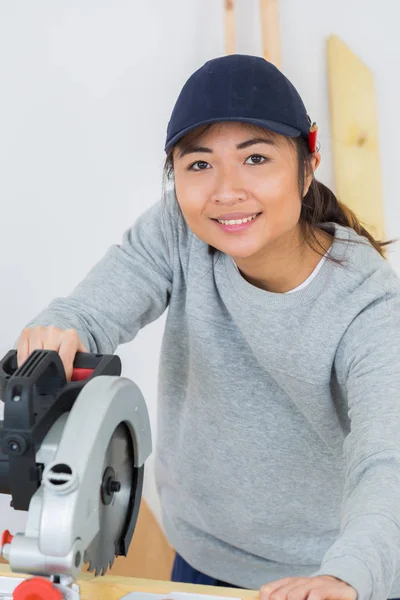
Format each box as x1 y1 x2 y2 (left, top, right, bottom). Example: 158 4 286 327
164 54 313 154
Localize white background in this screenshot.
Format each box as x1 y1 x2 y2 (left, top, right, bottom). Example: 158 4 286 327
1 0 399 534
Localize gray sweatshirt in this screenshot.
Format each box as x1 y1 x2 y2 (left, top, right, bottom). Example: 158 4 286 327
26 191 400 600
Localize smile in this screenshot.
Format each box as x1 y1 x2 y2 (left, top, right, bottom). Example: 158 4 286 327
212 212 262 232
216 213 259 225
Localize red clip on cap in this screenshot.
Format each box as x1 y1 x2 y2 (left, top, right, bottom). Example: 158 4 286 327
308 122 318 153
13 577 63 600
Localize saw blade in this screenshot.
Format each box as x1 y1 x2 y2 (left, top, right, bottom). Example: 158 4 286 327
84 422 134 575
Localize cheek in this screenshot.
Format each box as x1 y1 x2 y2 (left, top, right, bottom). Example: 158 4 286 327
174 178 207 224
260 168 301 218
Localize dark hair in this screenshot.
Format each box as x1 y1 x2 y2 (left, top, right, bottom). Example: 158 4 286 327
163 123 393 259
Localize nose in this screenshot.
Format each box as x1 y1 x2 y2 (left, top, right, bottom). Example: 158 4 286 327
210 165 248 205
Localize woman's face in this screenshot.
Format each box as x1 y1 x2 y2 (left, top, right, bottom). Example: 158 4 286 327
173 122 318 262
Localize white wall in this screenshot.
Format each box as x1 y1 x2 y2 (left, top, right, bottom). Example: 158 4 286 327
0 0 399 535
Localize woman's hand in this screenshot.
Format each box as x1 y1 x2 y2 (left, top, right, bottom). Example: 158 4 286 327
17 326 88 381
260 575 357 600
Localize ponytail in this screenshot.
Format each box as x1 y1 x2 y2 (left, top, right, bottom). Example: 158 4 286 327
297 138 392 259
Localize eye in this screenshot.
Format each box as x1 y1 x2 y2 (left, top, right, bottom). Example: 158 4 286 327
187 160 210 172
245 154 268 165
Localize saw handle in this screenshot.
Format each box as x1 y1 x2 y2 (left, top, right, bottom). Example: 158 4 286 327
0 349 122 397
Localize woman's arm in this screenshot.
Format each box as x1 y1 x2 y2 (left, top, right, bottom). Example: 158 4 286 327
313 296 400 600
22 196 181 354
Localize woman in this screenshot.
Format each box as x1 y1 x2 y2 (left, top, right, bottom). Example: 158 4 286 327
16 54 400 600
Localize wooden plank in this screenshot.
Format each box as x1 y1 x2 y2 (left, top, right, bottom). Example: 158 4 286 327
327 35 385 240
0 564 258 600
1 494 256 598
259 0 281 68
225 0 235 55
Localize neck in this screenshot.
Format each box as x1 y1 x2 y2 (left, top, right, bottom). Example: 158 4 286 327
233 225 334 294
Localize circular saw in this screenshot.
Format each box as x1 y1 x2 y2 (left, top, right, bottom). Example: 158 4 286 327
0 349 152 599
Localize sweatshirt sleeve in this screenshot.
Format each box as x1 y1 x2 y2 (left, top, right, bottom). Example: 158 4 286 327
22 196 180 353
312 295 400 600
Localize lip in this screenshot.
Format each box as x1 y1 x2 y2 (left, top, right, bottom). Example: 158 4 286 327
212 211 261 220
212 212 262 233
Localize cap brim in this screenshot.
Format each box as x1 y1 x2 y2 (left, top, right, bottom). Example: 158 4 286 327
164 117 302 153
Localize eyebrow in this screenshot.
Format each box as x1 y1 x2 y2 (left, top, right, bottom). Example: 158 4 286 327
178 137 276 158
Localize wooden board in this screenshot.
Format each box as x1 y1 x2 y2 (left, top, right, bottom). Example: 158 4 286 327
0 497 258 598
259 0 281 68
225 0 235 55
0 565 258 600
327 35 385 240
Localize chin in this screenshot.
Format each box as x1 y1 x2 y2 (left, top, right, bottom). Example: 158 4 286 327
212 239 265 261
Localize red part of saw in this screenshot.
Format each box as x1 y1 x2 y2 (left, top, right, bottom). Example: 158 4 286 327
70 368 94 382
13 577 63 600
1 529 13 549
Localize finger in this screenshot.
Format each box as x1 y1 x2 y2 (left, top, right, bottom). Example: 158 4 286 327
77 337 88 353
27 328 45 357
310 577 357 600
307 584 353 600
270 580 312 600
308 589 334 600
58 330 81 381
42 326 63 352
286 582 320 600
260 579 302 600
17 330 30 367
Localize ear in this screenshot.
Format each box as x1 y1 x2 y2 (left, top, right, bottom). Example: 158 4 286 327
303 151 321 196
313 151 321 171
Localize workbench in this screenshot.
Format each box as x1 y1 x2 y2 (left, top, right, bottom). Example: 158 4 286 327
0 564 258 600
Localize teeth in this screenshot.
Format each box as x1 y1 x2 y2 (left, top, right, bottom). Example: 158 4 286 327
217 213 259 225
